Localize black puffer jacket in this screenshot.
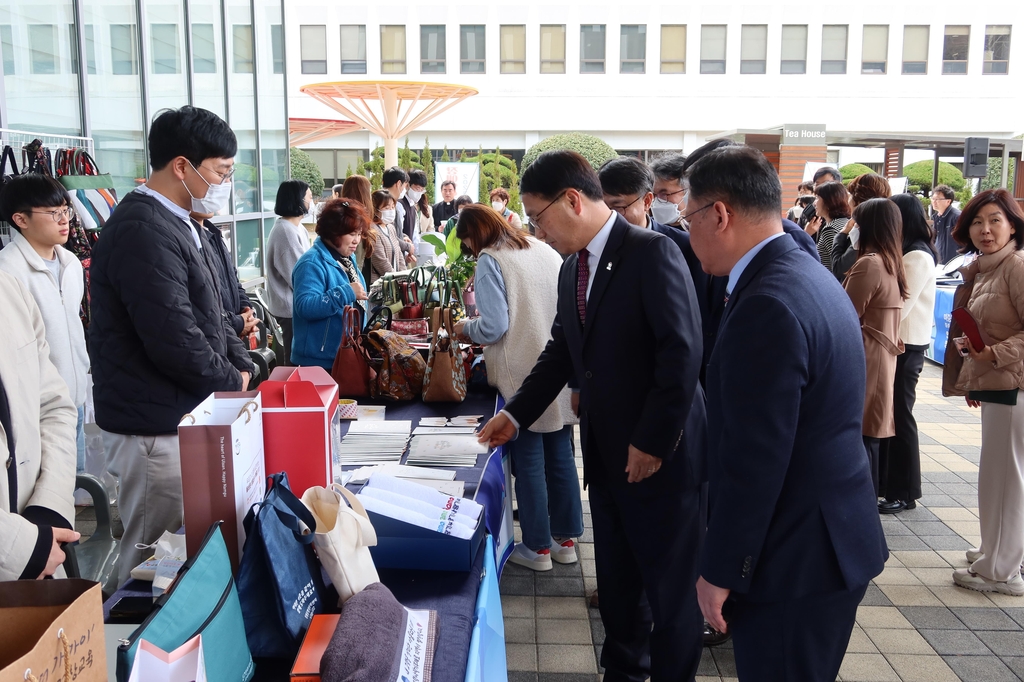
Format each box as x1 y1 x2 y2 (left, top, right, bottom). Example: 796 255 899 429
201 220 253 335
89 190 253 435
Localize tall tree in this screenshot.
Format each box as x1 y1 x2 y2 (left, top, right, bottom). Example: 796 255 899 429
422 137 434 202
441 146 450 162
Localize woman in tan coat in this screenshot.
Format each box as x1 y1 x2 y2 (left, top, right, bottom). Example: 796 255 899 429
942 189 1024 597
843 198 907 496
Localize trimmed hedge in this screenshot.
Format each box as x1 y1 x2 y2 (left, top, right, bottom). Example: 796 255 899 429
840 163 875 182
522 133 618 171
290 148 324 197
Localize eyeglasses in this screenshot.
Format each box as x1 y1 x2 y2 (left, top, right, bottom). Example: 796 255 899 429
527 190 568 232
196 162 235 184
655 187 686 202
680 202 715 222
29 207 75 222
606 194 645 216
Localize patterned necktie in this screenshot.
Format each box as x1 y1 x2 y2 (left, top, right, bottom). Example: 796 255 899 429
577 248 590 324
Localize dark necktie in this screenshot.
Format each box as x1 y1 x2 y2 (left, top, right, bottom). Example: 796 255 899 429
577 248 590 324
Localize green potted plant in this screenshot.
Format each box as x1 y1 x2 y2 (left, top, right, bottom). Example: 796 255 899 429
421 230 476 305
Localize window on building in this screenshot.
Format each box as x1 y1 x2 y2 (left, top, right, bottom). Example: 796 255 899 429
300 25 327 74
580 24 606 73
660 25 686 73
500 25 525 73
381 25 406 74
943 25 969 74
193 23 216 73
271 25 284 74
421 25 445 73
29 24 58 75
540 24 566 73
780 25 807 74
232 24 253 73
1 25 14 75
111 24 138 75
340 25 366 74
151 23 180 74
984 25 1010 74
861 25 888 73
740 24 767 74
70 23 98 75
461 25 485 73
902 25 928 74
821 25 848 74
700 24 726 74
620 25 646 73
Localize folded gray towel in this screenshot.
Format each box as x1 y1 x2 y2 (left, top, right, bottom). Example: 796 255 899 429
320 582 438 682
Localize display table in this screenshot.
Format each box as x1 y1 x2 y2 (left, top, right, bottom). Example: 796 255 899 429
104 386 511 682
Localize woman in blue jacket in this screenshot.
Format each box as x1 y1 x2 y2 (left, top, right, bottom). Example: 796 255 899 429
291 199 370 370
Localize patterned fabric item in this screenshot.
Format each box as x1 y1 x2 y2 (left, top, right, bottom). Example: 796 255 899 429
576 248 590 324
363 329 426 401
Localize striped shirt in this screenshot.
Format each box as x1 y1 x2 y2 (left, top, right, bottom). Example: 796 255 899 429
817 217 850 270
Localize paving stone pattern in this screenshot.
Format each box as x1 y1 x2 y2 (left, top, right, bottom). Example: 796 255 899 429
500 364 1024 681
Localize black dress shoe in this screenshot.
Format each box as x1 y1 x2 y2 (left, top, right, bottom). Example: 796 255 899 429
704 622 731 647
878 499 906 514
904 499 917 510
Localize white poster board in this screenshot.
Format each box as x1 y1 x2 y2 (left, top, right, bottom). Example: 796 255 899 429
888 177 909 194
435 162 480 203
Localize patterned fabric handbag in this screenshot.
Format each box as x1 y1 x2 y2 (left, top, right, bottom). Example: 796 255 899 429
361 307 426 401
422 307 467 403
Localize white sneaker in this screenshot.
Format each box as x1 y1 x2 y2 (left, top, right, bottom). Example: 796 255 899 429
966 547 983 563
952 568 1024 596
508 543 553 572
550 538 578 565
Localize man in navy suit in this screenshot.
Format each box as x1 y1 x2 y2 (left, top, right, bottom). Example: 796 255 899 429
687 145 887 681
480 150 706 681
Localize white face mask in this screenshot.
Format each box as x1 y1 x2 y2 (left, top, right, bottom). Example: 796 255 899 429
381 209 396 224
491 201 505 212
651 197 681 225
183 162 232 214
849 225 861 250
399 188 407 200
406 188 424 204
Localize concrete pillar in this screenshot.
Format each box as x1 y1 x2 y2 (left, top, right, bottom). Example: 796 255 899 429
384 138 399 168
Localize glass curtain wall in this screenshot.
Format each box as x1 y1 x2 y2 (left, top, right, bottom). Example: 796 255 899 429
0 0 288 281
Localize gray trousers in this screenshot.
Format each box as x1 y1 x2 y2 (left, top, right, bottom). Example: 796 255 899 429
103 431 183 587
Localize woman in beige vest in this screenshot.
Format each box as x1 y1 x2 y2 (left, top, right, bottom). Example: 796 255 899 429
452 205 581 572
842 198 907 498
943 189 1024 597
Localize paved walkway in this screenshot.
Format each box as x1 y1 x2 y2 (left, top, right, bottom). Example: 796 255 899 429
501 362 1024 682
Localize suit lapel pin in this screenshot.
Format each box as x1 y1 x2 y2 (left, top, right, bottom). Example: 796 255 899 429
605 262 612 271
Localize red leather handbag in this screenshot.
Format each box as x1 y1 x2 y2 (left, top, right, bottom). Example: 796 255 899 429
398 281 424 319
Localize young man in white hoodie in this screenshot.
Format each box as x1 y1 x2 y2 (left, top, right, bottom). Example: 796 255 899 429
0 175 90 482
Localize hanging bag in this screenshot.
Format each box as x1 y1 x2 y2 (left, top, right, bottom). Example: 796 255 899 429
300 484 379 606
422 307 468 403
236 472 331 660
361 306 427 401
331 306 375 398
58 149 119 231
0 145 19 192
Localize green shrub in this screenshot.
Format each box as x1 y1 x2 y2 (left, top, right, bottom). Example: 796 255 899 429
903 160 965 195
980 157 1017 192
522 133 618 171
839 163 875 182
290 148 324 197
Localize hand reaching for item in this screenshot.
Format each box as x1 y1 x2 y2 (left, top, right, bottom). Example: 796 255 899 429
478 413 517 448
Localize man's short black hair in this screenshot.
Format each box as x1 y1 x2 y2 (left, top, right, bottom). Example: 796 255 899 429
0 174 71 225
812 166 842 183
408 170 427 187
686 145 783 220
650 152 688 183
274 179 310 218
148 106 237 171
598 157 654 197
681 139 738 175
454 195 474 209
520 150 604 202
382 166 409 188
932 184 955 200
798 194 816 207
441 179 456 190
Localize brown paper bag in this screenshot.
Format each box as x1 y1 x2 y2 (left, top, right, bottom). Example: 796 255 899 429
0 579 106 682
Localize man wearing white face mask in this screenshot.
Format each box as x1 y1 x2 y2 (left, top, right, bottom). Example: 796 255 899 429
89 106 254 587
650 153 689 228
400 170 428 240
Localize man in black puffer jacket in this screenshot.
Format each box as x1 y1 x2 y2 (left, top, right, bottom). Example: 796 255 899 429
89 106 254 587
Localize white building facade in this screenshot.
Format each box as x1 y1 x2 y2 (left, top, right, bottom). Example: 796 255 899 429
284 0 1023 185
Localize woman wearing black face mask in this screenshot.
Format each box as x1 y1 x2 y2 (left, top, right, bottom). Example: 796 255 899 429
266 179 312 366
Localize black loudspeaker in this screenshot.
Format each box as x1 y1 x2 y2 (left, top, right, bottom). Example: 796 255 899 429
964 137 989 178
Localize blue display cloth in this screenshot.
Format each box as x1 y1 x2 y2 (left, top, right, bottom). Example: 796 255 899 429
928 285 957 363
465 536 508 682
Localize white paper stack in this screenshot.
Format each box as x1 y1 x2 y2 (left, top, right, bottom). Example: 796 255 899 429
406 434 489 467
337 420 412 466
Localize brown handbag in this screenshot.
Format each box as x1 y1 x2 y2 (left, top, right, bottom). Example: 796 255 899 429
422 307 468 403
332 306 375 398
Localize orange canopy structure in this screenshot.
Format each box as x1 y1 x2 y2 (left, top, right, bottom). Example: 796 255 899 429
288 118 363 147
299 81 479 167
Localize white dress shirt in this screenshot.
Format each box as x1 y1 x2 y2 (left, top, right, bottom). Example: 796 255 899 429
726 232 786 296
580 210 617 300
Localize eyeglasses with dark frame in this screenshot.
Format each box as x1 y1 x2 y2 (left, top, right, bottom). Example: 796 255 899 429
527 189 569 232
680 202 715 222
655 187 686 202
606 193 646 216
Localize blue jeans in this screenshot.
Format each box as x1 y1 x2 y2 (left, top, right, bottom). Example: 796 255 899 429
507 425 583 551
76 406 85 473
